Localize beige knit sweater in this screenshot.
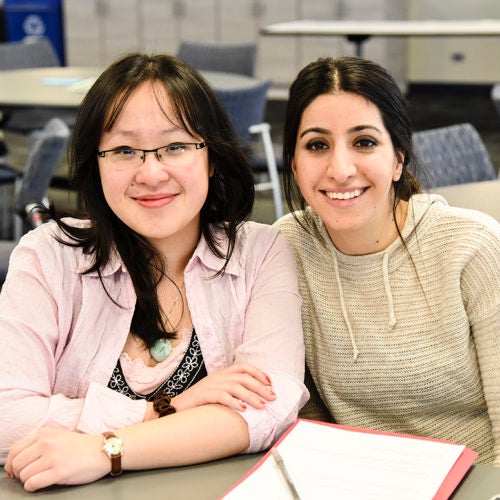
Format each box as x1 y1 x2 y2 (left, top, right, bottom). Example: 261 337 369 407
275 194 500 465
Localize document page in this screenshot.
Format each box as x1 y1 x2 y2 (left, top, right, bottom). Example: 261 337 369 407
224 419 471 500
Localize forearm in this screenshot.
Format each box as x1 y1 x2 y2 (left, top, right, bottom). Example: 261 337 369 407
119 404 249 470
0 382 147 458
0 395 83 464
5 403 249 491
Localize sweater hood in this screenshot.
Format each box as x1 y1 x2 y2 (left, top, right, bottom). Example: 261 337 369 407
305 193 448 361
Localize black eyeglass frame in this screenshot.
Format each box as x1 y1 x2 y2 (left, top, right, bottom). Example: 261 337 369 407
96 142 207 161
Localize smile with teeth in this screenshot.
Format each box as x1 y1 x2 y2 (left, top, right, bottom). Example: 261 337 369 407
325 188 364 200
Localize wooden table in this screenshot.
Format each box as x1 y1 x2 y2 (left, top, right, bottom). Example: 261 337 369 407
431 179 500 221
0 66 261 111
261 19 500 57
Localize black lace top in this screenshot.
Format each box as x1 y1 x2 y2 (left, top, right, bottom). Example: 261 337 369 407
107 328 207 401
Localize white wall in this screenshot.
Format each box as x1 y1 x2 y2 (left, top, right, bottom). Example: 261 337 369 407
62 0 500 87
407 0 500 83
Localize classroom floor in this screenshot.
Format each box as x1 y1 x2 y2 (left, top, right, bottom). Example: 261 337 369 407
3 84 500 227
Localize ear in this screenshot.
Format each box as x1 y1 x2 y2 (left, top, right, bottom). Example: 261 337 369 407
392 150 404 182
209 162 215 177
291 157 297 177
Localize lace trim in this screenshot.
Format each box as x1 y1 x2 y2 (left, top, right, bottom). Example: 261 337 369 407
119 326 192 386
108 328 207 401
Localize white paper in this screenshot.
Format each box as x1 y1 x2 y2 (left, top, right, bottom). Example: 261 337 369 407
224 420 465 500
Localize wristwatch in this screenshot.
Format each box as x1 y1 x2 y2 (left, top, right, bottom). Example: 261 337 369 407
102 431 124 476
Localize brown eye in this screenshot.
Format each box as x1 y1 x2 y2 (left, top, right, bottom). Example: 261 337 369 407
306 140 328 151
112 147 138 157
165 144 188 154
355 138 377 148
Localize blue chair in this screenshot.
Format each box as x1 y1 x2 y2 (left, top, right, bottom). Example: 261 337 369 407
491 83 500 117
0 164 21 239
216 79 283 220
412 122 497 188
0 38 59 69
0 117 70 286
0 117 70 241
177 40 257 77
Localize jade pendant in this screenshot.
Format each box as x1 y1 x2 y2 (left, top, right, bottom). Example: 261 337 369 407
150 338 172 362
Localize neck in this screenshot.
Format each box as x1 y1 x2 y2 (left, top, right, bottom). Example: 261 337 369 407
150 225 201 278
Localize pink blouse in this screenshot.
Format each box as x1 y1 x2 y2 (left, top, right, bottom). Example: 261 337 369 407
0 220 308 463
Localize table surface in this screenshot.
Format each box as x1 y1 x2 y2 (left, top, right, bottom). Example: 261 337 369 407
0 67 259 109
1 452 500 499
261 19 500 37
431 179 500 221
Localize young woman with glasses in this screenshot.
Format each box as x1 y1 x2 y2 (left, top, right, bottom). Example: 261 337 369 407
1 53 308 491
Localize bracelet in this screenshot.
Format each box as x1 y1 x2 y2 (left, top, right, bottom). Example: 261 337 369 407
153 390 176 417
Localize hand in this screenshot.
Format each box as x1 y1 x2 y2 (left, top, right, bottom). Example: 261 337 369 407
5 428 109 492
172 362 276 413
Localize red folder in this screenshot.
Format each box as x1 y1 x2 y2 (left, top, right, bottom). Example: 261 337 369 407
223 418 478 500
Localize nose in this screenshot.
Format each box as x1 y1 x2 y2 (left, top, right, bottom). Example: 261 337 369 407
134 150 170 185
326 145 357 183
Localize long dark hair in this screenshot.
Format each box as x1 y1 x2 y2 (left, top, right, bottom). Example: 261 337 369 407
282 56 421 233
55 52 255 348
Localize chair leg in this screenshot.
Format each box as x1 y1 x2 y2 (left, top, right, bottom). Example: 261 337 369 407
12 177 23 241
250 123 283 220
0 185 11 239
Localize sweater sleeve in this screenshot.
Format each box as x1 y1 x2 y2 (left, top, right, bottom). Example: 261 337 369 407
462 223 500 465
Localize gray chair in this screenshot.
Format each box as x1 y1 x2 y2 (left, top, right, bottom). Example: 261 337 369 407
0 117 70 247
0 39 76 133
412 122 497 189
0 38 59 69
177 41 257 77
215 79 283 220
0 239 16 288
491 83 500 117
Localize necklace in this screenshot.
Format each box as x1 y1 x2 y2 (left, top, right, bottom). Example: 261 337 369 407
150 281 184 363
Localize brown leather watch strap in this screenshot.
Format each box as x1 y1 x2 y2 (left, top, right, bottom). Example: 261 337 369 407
102 431 123 476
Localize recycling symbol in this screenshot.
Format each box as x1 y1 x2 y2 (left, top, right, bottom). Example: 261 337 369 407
22 14 46 36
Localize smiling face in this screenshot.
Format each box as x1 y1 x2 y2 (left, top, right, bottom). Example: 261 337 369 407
97 81 211 252
293 91 405 255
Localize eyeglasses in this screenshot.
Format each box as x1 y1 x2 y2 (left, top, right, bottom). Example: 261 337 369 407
97 142 207 169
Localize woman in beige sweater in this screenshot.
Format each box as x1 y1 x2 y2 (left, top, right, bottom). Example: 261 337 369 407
275 56 500 465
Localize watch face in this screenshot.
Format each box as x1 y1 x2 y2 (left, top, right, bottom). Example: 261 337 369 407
103 436 123 456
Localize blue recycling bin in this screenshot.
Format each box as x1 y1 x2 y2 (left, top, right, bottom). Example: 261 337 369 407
4 0 65 65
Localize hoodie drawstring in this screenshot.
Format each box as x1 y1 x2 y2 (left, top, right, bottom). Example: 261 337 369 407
332 251 398 361
332 252 359 361
382 252 397 330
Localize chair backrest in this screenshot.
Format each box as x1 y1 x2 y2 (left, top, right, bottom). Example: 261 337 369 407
0 118 69 285
0 239 17 287
215 79 283 220
177 41 257 77
491 83 500 116
14 117 70 214
412 122 497 188
215 79 271 145
0 39 60 70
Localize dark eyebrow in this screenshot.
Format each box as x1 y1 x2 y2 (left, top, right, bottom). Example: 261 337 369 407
299 124 383 139
299 127 330 139
349 124 383 135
